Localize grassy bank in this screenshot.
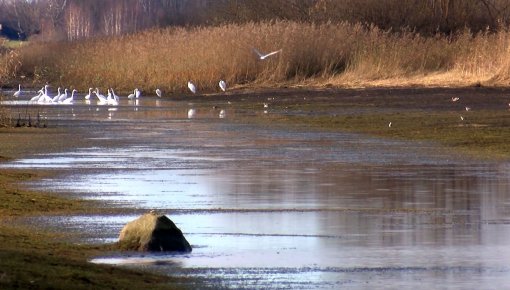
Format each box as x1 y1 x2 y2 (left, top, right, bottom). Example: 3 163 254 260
0 170 191 289
2 21 510 93
0 128 198 289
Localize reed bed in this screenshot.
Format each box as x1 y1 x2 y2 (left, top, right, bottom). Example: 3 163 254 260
3 21 510 93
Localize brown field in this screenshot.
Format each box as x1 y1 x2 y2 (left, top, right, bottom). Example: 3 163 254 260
2 21 510 94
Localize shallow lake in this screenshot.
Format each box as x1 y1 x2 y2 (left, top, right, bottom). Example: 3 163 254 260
3 91 510 289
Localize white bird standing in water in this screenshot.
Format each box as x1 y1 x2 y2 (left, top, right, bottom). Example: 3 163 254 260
58 88 68 103
135 88 141 98
30 90 43 102
13 84 21 98
127 89 136 99
110 88 119 102
188 81 197 94
155 88 162 97
94 88 107 105
253 48 282 60
219 80 227 92
62 89 77 104
84 88 93 100
52 87 62 103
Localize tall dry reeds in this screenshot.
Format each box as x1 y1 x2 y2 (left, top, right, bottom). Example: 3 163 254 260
3 21 510 92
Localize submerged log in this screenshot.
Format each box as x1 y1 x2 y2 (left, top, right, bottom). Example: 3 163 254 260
118 212 192 252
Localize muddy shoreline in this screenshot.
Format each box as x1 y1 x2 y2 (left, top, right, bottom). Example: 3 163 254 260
1 86 509 288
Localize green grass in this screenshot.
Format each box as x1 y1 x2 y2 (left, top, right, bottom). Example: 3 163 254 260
1 40 25 49
263 110 510 159
0 163 197 289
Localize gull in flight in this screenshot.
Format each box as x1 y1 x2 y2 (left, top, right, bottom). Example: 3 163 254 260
253 48 282 60
219 80 227 92
451 97 460 102
465 106 471 111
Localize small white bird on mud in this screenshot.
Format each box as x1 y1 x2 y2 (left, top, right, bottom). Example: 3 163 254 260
219 80 227 92
13 84 21 98
156 88 162 97
187 108 196 119
188 81 197 94
219 109 226 118
253 48 282 60
388 122 392 128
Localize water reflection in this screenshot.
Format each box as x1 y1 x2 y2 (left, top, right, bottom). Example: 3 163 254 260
3 95 510 288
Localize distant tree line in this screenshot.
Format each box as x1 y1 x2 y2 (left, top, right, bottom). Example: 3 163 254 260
1 0 510 41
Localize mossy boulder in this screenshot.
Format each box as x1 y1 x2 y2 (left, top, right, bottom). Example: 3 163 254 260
118 212 192 252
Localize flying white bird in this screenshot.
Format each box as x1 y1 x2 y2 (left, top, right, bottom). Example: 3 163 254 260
13 84 21 98
451 97 460 102
219 80 227 92
253 48 282 60
155 88 162 97
188 81 197 94
465 106 471 111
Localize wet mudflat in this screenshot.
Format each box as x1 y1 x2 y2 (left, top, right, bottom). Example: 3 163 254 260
2 88 510 289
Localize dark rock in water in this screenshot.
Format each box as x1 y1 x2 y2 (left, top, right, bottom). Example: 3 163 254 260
118 212 192 252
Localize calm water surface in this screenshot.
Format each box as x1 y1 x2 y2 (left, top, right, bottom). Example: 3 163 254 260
3 94 510 289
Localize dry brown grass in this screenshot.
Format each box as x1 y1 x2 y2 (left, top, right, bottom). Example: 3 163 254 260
3 21 510 93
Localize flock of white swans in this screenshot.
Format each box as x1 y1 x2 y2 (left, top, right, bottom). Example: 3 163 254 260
10 47 283 107
13 79 224 106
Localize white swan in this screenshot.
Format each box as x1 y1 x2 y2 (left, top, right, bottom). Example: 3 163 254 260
127 89 136 99
253 48 282 60
62 89 77 104
30 90 43 102
135 88 141 99
155 88 162 97
188 81 196 94
52 87 62 103
13 84 21 98
58 88 68 103
38 85 52 103
107 89 119 106
95 88 107 105
84 88 93 100
219 80 227 92
110 88 119 102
